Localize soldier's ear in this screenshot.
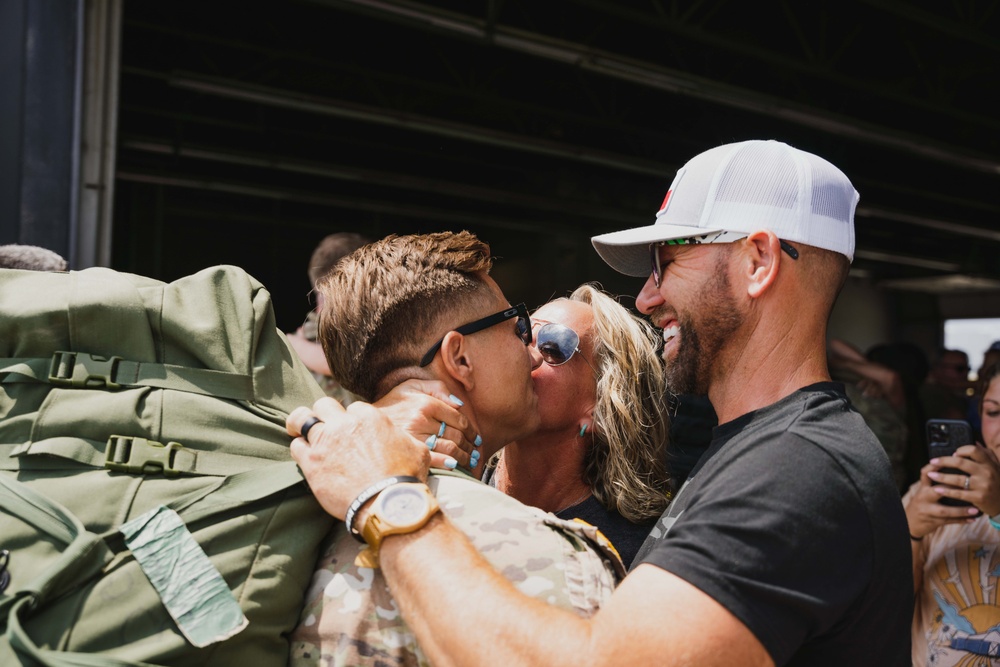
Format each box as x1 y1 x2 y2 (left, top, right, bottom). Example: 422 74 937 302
439 332 475 392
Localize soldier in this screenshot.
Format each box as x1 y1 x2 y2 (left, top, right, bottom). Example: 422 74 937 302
288 231 624 666
286 232 371 406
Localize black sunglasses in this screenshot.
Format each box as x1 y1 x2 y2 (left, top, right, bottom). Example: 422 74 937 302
419 303 532 367
649 235 799 288
536 323 596 371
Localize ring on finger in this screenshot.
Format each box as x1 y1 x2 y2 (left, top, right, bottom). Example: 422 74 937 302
965 476 971 490
300 416 322 441
425 434 438 451
437 421 447 438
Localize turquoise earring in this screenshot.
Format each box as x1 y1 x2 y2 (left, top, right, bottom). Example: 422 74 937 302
579 424 588 437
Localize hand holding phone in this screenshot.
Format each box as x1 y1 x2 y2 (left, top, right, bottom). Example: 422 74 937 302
926 419 974 507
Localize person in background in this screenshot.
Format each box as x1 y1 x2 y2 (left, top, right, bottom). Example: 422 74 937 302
286 232 371 406
288 139 913 666
0 244 68 271
980 342 1000 381
922 349 974 420
905 361 1000 666
662 393 716 494
828 337 909 491
483 284 672 565
969 341 1000 436
868 341 932 490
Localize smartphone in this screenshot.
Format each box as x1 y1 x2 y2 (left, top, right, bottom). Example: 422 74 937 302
926 419 974 507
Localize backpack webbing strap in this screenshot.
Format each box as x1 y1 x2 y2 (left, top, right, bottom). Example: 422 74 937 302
0 353 253 401
0 463 310 612
0 436 286 477
168 459 311 520
0 474 115 614
0 461 315 667
4 594 161 667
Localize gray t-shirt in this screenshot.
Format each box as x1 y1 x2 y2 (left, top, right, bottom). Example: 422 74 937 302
634 382 912 666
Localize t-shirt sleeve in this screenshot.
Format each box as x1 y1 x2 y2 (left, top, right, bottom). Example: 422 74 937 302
637 432 875 665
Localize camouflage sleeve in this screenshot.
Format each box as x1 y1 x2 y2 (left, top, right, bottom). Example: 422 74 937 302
289 470 622 667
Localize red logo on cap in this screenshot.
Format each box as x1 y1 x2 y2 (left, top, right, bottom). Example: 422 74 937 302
659 190 673 212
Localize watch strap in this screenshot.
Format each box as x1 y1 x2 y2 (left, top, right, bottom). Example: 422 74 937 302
355 483 439 569
345 475 420 543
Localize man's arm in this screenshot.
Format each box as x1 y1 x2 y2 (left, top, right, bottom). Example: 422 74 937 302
828 338 905 412
380 514 774 667
288 399 774 667
286 327 333 376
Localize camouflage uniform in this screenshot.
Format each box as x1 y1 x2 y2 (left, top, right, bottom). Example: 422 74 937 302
834 369 908 492
289 468 624 667
300 310 362 407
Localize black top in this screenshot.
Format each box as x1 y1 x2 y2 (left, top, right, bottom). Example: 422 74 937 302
634 383 913 666
555 495 654 568
481 462 655 568
664 393 717 493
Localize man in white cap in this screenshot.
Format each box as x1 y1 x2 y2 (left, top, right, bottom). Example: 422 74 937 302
287 140 913 666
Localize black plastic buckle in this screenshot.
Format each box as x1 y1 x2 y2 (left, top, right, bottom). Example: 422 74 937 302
104 436 184 476
48 351 123 389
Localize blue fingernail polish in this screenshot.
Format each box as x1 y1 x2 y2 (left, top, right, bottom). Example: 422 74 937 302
445 458 458 469
449 394 464 407
474 434 483 447
437 421 447 437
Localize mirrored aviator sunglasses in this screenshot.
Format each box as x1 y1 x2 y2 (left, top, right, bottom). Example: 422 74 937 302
536 323 584 366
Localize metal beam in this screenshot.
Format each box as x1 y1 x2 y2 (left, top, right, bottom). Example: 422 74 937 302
314 0 1000 176
168 73 673 178
76 0 122 269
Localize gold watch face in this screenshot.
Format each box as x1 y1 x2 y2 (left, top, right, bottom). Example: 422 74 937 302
379 485 431 526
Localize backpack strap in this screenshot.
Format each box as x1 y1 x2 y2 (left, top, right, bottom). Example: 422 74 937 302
0 474 116 627
3 603 162 667
0 436 285 477
0 461 314 667
0 352 253 401
167 460 310 519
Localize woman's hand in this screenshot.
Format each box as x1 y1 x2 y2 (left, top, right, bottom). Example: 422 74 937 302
926 445 1000 517
906 452 985 539
373 379 482 472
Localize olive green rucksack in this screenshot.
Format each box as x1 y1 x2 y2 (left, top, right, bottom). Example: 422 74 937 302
0 265 334 666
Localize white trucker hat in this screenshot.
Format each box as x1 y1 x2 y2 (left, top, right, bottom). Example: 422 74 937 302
591 140 860 276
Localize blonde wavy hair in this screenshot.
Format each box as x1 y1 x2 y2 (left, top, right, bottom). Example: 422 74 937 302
570 284 672 522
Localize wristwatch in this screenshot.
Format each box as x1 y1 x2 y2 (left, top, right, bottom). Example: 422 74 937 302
354 482 440 568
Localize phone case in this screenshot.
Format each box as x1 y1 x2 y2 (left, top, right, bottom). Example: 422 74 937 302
926 419 974 507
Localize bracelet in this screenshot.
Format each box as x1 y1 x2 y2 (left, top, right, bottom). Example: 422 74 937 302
989 516 1000 531
345 476 420 543
909 534 924 542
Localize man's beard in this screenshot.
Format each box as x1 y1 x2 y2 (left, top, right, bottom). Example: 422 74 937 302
664 268 743 396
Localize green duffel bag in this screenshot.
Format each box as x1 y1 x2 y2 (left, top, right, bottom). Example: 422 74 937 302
0 265 334 666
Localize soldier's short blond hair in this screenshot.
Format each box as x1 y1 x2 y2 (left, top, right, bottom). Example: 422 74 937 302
317 230 494 401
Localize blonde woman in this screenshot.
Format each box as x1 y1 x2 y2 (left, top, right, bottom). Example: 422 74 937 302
484 283 672 566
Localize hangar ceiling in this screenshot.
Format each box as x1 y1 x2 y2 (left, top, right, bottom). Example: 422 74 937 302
113 0 1000 330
